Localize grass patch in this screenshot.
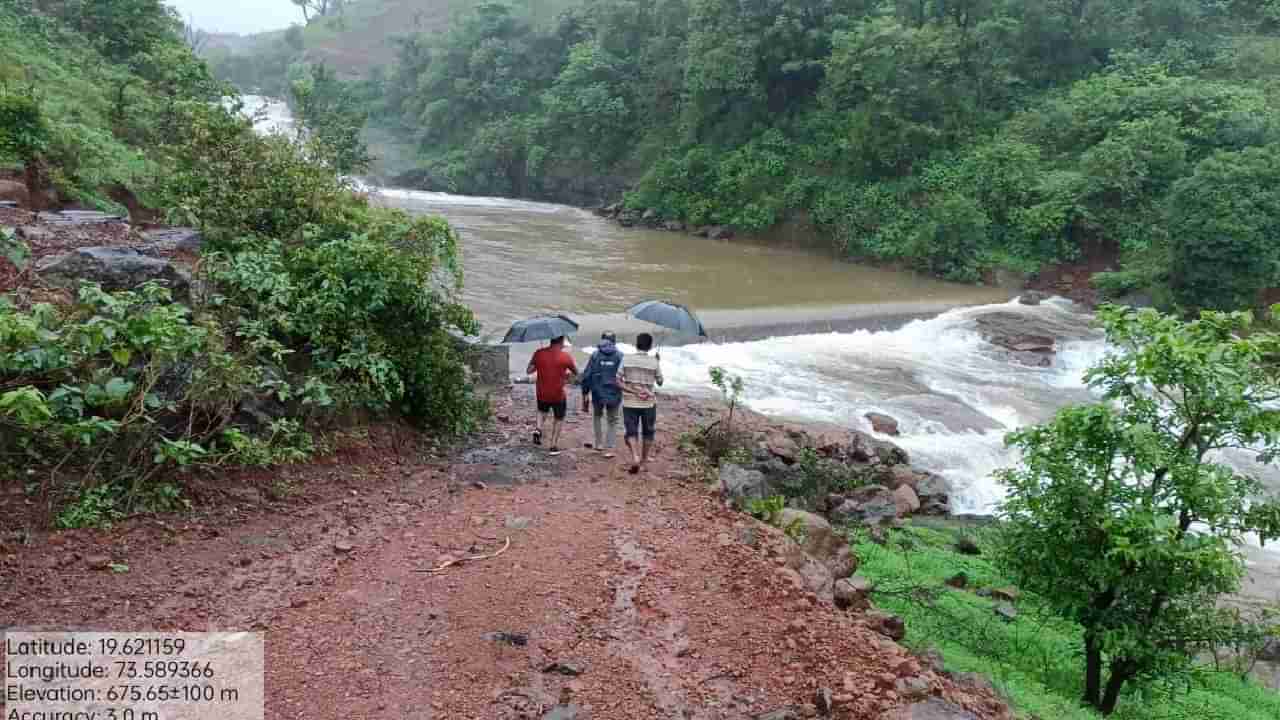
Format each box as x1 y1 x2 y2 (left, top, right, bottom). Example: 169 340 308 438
853 521 1280 720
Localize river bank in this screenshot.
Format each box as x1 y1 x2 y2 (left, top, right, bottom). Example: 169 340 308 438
0 385 1011 720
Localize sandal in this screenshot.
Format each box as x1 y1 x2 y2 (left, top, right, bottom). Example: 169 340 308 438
549 447 562 457
532 430 542 446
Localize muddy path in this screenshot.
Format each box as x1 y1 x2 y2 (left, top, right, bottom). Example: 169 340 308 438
1 387 1006 720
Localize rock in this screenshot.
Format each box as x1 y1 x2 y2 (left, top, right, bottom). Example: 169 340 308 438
37 247 190 299
618 212 637 228
15 225 57 245
1018 291 1049 306
776 509 858 579
765 432 800 464
139 227 203 255
990 586 1020 603
84 554 112 571
449 332 510 387
833 576 872 610
0 179 29 206
914 474 953 514
994 603 1018 622
815 687 834 716
543 662 584 676
917 646 946 672
483 631 528 646
944 572 969 589
886 465 921 490
831 485 898 526
505 516 533 530
333 540 355 554
893 485 921 517
871 438 910 467
720 463 770 503
707 225 734 240
866 412 901 436
1259 637 1280 663
954 536 981 555
641 208 658 222
795 554 835 602
693 225 712 237
542 704 582 720
880 699 980 720
896 676 931 700
755 709 800 720
663 220 685 232
867 610 906 642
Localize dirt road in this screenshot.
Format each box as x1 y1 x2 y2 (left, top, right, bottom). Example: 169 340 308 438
0 386 1007 719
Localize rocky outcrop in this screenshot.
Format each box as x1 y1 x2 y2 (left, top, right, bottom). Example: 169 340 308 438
775 509 858 580
36 247 190 298
831 485 899 526
720 463 771 504
972 309 1096 368
138 227 203 256
721 420 955 526
866 412 901 436
448 332 510 387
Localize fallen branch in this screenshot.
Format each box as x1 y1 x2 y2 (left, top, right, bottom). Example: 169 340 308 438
415 536 511 574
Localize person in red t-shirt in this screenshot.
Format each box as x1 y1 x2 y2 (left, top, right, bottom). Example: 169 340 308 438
526 336 578 455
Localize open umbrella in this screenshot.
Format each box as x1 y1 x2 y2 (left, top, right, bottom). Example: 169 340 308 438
626 300 708 338
501 315 580 344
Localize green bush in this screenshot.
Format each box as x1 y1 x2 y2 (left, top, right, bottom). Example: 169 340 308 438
0 283 268 505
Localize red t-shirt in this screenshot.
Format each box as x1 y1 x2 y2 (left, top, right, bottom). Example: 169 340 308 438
531 347 577 403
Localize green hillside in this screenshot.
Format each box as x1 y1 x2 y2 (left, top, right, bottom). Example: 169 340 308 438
204 0 575 93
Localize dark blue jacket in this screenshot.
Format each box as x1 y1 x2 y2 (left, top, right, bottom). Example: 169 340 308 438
580 340 623 406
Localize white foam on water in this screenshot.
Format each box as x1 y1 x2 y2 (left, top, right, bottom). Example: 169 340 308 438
659 299 1106 514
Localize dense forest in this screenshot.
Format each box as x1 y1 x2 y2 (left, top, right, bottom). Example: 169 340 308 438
211 0 1280 312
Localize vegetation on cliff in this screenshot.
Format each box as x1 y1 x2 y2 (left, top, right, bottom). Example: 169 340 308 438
1 0 484 526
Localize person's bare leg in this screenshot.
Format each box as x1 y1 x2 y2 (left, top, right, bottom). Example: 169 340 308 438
552 418 567 451
534 410 548 444
626 436 641 473
640 439 653 470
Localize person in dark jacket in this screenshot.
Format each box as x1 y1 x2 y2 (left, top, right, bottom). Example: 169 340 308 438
580 331 624 457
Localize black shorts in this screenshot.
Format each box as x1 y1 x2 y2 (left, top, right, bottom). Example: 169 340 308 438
537 399 567 420
623 406 657 440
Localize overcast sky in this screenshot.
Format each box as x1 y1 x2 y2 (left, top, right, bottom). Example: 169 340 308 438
167 0 299 34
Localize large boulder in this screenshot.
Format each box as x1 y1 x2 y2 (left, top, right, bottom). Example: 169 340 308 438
914 474 954 515
37 247 190 298
973 309 1096 368
777 509 858 579
893 485 921 517
778 534 835 602
831 485 898 526
707 225 734 240
833 576 873 610
720 463 770 504
866 412 901 436
1260 636 1280 663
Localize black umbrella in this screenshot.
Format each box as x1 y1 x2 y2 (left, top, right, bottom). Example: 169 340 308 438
626 300 708 338
501 315 580 344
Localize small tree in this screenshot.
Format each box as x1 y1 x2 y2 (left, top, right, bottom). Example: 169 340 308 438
707 365 745 462
996 305 1280 715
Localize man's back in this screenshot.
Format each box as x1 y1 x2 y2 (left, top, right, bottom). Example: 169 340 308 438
532 347 575 402
621 352 661 409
